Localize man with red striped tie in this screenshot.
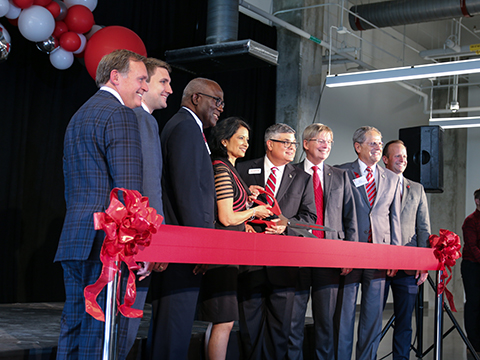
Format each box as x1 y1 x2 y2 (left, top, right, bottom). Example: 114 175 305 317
236 123 317 360
336 126 402 360
287 123 358 360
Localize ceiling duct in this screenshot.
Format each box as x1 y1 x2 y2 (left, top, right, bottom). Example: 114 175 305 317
349 0 480 31
165 0 278 74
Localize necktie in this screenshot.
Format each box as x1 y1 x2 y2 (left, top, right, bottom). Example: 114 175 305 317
312 165 324 239
365 167 376 206
266 167 278 206
365 167 376 242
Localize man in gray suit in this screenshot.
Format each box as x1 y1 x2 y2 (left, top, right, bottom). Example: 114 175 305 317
382 140 430 360
336 126 401 360
117 58 173 360
288 123 358 360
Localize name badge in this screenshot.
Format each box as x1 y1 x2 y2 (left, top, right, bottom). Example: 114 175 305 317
353 176 368 187
249 168 262 175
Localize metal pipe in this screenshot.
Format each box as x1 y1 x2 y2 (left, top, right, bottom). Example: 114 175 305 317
350 0 480 31
207 0 239 44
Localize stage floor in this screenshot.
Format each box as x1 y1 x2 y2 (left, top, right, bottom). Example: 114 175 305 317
0 301 471 359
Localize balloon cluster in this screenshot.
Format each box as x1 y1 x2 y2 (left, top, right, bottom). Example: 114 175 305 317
0 0 147 76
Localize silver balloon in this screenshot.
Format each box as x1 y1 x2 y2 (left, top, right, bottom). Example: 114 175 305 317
36 36 58 54
53 0 68 21
0 29 11 62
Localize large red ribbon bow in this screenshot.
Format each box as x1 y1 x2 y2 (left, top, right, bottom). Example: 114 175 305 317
429 229 462 312
84 188 163 321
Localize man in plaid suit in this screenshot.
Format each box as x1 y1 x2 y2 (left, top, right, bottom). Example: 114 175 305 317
54 49 148 360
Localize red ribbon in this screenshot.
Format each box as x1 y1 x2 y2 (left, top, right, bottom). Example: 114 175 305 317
429 229 462 312
84 188 163 321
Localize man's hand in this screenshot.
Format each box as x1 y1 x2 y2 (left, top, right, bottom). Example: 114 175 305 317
245 224 256 233
340 268 353 276
416 269 428 285
193 264 209 275
386 269 398 277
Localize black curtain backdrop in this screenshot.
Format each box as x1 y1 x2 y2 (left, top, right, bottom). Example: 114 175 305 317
0 0 276 303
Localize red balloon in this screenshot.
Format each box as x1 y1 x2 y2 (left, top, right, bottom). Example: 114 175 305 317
64 5 94 34
53 20 68 38
60 31 81 52
12 0 34 9
33 0 51 6
84 26 147 80
45 0 60 18
8 18 19 27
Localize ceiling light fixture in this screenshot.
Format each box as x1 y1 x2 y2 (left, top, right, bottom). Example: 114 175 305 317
429 116 480 129
325 58 480 87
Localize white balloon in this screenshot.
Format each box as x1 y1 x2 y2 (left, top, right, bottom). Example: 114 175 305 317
63 0 97 11
73 33 86 54
50 46 74 69
5 0 21 19
85 24 102 40
18 5 55 42
0 0 10 18
0 23 11 43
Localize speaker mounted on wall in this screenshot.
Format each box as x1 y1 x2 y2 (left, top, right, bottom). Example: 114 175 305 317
399 125 444 193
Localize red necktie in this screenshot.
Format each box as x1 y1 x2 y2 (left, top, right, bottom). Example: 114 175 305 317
312 165 324 238
266 167 278 206
366 167 376 242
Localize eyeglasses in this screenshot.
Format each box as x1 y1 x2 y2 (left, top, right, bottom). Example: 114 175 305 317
308 139 334 146
197 93 225 108
269 139 299 149
365 141 384 148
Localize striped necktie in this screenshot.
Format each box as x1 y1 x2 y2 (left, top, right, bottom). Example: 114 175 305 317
366 167 376 206
366 166 376 242
266 167 278 206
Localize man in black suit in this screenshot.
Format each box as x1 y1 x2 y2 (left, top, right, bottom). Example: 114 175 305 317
236 123 317 360
288 123 358 360
147 77 224 359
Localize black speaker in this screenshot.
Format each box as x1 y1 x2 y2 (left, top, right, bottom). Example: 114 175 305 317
399 125 444 193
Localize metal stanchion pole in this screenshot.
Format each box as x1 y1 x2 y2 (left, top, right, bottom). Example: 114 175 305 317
103 261 119 360
416 282 424 358
433 270 443 360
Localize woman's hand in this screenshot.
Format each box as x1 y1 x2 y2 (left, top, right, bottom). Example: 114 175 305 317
248 185 263 202
254 205 273 219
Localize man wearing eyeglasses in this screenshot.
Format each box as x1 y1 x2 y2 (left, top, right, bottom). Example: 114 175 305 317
147 77 224 359
335 126 401 360
288 123 358 360
236 123 317 360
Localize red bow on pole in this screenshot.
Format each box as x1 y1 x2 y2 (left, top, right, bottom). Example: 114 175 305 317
84 188 163 321
429 229 462 312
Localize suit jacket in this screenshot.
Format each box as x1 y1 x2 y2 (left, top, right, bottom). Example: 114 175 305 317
237 157 317 286
400 177 430 247
161 107 215 228
296 161 358 242
134 107 164 219
336 160 401 245
55 90 143 262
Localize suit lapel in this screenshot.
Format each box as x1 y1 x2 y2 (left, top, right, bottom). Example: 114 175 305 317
402 178 410 212
351 162 370 208
323 164 332 209
276 164 296 202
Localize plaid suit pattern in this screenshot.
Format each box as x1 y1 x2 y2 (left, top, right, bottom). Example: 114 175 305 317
55 90 143 360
